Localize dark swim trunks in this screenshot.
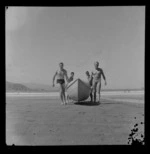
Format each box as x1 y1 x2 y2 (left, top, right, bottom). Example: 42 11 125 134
57 79 65 84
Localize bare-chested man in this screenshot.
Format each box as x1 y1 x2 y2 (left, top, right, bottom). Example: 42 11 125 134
85 71 93 102
52 62 68 105
66 72 75 103
92 61 107 103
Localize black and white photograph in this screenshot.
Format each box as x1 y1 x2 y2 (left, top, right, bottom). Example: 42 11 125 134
6 6 145 145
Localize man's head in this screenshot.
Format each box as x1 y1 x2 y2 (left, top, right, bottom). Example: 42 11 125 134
59 62 64 69
94 61 99 69
85 71 90 76
70 72 74 77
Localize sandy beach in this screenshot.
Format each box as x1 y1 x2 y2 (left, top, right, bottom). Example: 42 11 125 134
6 93 144 145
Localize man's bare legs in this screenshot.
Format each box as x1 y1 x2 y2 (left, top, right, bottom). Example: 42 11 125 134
92 82 98 103
59 83 66 105
59 84 64 104
90 87 93 102
66 94 69 104
66 94 73 104
90 93 93 102
98 82 101 103
62 83 67 104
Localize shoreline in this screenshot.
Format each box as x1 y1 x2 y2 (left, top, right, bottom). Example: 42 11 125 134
6 91 144 104
6 90 144 97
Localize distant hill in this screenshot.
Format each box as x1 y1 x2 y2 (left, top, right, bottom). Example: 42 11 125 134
6 81 32 92
6 81 59 92
22 82 59 92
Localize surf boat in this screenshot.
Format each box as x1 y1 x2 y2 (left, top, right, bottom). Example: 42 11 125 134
67 78 91 101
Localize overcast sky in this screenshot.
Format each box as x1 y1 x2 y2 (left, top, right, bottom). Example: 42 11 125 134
6 6 145 89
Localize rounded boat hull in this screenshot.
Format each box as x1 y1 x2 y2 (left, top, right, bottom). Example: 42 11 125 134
67 78 91 101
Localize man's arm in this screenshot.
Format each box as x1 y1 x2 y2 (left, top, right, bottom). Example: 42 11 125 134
52 71 57 87
64 70 69 82
101 69 107 85
91 71 94 77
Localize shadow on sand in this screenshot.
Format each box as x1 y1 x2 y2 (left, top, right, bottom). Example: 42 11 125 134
73 99 123 106
74 101 100 106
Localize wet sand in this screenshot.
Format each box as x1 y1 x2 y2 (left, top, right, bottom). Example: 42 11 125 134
6 95 144 145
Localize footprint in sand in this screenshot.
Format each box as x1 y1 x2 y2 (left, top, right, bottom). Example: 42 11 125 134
78 111 86 115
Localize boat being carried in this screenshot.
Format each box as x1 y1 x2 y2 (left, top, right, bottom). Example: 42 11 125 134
66 78 91 102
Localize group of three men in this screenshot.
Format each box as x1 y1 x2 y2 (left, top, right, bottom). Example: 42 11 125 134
52 61 107 105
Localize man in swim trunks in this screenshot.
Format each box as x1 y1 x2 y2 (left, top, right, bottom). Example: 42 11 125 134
92 61 107 103
85 71 93 102
66 72 75 103
52 62 68 105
